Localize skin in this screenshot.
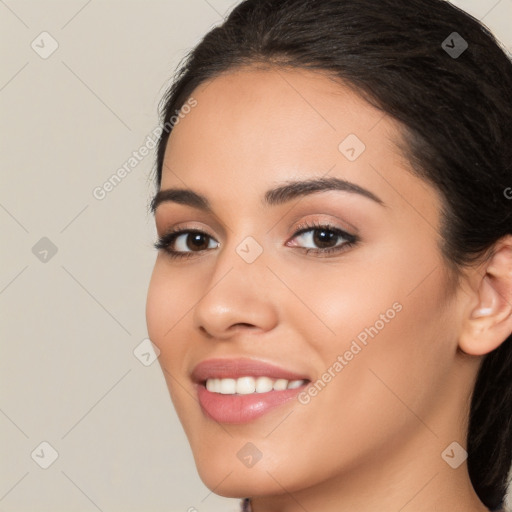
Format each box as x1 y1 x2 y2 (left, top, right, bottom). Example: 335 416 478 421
146 66 512 512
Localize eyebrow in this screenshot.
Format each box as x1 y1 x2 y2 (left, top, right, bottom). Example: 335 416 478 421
150 176 385 214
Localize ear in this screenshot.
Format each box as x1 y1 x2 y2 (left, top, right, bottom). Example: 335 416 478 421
458 235 512 356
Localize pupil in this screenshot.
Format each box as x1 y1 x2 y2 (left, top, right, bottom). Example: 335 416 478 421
313 229 336 248
188 233 209 251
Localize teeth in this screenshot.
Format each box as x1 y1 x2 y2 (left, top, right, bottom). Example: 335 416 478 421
255 376 273 393
273 378 288 391
237 376 256 394
287 379 304 389
205 376 307 394
219 378 236 394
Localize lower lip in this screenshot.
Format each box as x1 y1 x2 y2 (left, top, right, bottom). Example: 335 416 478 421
196 383 308 424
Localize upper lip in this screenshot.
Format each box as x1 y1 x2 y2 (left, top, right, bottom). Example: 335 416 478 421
191 357 311 383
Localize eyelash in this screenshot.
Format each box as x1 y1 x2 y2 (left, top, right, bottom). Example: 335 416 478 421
153 220 358 260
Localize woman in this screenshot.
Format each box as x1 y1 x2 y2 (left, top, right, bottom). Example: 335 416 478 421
145 0 512 510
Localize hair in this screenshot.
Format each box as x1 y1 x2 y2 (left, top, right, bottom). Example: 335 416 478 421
151 0 512 509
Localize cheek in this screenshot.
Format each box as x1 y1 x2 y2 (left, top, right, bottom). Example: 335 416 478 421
297 234 450 351
145 264 169 346
287 240 454 415
145 262 189 362
146 265 196 419
276 252 403 349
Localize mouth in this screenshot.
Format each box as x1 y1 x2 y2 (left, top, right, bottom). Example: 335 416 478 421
191 358 312 424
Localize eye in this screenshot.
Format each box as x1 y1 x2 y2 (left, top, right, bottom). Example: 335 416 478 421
154 221 358 259
288 220 358 256
154 229 219 259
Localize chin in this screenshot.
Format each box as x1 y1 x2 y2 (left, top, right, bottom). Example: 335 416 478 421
196 464 285 498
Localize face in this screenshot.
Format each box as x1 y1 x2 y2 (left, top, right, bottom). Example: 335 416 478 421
146 66 471 498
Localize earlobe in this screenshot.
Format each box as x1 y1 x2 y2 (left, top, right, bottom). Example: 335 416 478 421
458 236 512 356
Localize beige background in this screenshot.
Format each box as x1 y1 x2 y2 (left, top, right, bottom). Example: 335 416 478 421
1 1 511 511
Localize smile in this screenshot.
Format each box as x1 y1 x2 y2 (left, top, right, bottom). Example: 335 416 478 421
192 358 312 423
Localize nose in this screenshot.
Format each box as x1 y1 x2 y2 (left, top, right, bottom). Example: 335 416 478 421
192 241 279 340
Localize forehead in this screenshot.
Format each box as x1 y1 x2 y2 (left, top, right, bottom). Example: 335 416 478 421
165 66 401 166
160 66 438 223
167 66 397 156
